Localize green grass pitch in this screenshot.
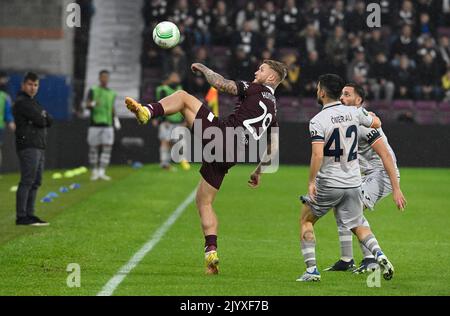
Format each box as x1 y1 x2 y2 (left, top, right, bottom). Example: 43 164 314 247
0 165 449 296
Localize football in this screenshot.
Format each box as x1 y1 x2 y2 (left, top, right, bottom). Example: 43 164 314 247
152 21 180 49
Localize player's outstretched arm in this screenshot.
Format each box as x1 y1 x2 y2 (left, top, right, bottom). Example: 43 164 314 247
248 133 279 188
371 140 407 211
191 63 238 96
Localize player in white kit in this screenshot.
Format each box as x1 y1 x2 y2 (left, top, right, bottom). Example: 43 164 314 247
297 74 394 282
324 83 407 274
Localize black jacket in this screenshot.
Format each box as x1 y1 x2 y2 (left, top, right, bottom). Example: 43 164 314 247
13 91 53 151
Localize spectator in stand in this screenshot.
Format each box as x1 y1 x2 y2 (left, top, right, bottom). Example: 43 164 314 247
231 20 261 61
178 22 196 61
235 1 259 32
442 67 450 101
368 52 395 102
301 50 326 97
192 0 212 46
303 0 325 32
325 25 348 79
260 48 273 63
259 1 277 37
347 46 370 86
415 53 442 100
162 46 188 83
436 0 450 26
347 33 363 61
416 12 436 39
276 0 303 46
397 0 415 27
345 1 367 36
327 0 345 32
437 35 450 68
417 35 438 62
228 47 255 82
393 54 416 99
365 29 390 61
392 24 418 60
145 0 169 23
298 23 323 63
189 46 212 95
170 0 194 28
415 0 438 23
211 0 233 46
278 53 301 96
377 0 394 27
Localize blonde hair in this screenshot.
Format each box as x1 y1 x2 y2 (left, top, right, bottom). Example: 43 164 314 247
263 59 288 83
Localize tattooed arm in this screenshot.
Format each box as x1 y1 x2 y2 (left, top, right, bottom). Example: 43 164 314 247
191 63 238 95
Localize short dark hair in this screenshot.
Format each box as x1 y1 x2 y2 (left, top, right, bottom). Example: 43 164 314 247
318 74 345 100
345 82 366 103
99 70 110 76
23 72 39 83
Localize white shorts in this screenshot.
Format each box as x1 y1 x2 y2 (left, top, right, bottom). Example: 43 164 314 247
301 185 364 230
361 171 397 210
87 126 114 146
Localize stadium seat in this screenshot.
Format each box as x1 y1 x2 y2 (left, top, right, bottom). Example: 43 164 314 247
438 101 450 125
366 100 392 122
392 100 414 110
299 98 320 122
279 96 301 108
392 100 415 120
415 101 438 125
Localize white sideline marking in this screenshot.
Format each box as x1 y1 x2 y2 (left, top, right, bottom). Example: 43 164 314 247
97 189 197 296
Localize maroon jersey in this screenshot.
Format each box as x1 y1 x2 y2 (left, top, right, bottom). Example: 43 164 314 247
224 81 278 141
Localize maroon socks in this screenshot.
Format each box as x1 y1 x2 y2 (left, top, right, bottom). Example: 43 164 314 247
205 235 217 252
144 102 165 118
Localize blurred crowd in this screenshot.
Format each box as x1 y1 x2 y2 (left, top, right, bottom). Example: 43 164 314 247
142 0 450 102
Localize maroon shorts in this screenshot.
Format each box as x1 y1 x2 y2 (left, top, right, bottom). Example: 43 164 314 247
194 104 235 190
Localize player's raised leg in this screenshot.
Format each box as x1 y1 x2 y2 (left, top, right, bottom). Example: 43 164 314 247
297 204 321 282
196 177 220 275
352 225 394 280
125 90 202 127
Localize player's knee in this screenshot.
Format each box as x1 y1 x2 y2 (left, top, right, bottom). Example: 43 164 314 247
302 229 315 241
175 89 189 99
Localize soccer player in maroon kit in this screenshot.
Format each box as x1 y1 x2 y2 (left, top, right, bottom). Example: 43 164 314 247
125 60 287 274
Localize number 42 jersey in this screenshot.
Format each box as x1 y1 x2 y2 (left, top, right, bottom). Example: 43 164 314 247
309 102 374 188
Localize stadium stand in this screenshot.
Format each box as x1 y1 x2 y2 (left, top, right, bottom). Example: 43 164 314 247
139 0 450 125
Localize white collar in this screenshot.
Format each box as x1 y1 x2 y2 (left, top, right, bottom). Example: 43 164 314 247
264 85 275 94
322 101 341 109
